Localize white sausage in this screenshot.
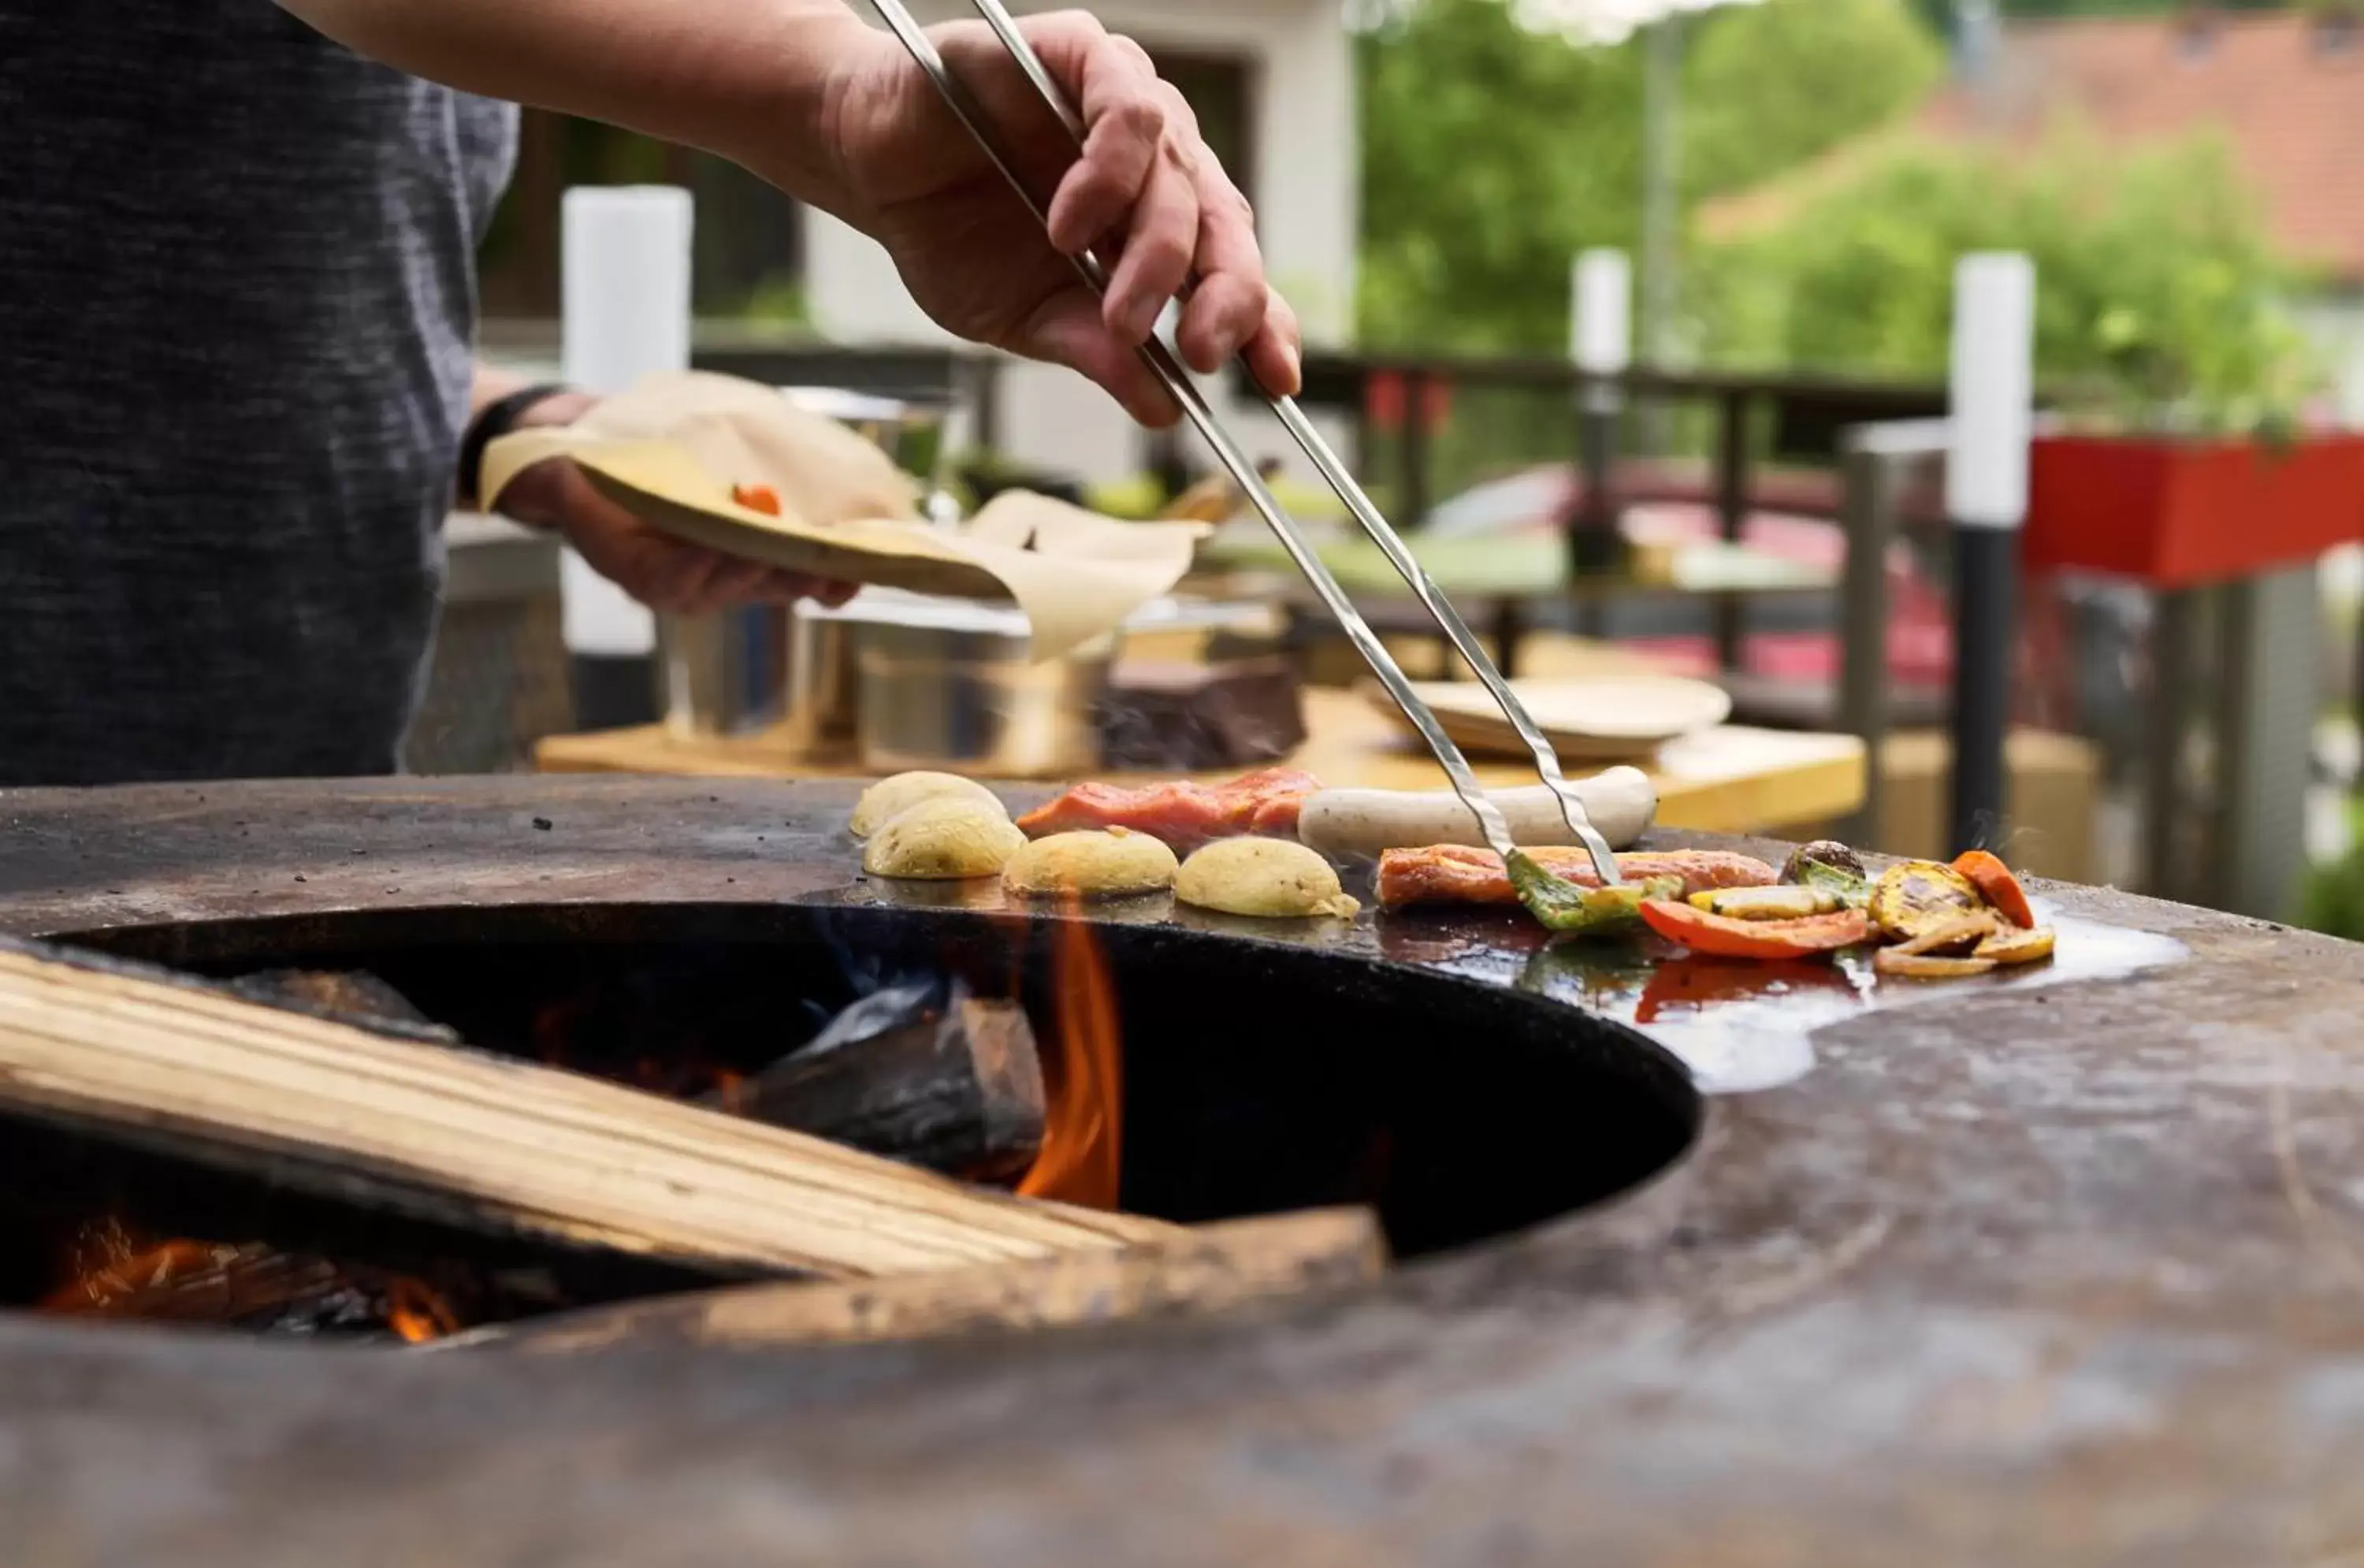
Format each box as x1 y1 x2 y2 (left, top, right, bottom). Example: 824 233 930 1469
1295 767 1658 861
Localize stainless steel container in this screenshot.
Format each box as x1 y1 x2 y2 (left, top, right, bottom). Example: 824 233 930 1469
776 598 862 757
847 594 1113 779
773 591 1286 772
658 605 784 739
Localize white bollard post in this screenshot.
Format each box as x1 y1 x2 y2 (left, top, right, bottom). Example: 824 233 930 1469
559 187 692 673
1570 249 1632 581
1945 251 2036 853
1571 248 1632 399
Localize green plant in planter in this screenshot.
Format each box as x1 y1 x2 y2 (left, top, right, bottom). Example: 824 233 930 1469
2301 799 2364 943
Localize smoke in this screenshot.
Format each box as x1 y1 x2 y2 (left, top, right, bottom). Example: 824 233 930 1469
795 974 953 1062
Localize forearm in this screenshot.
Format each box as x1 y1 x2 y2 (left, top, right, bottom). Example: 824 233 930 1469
276 0 875 210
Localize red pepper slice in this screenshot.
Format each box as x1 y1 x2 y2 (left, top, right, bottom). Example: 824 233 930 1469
1637 901 1872 961
731 481 783 517
1950 849 2035 929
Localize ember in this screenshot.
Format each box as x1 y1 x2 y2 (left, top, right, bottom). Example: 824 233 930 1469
37 1217 470 1343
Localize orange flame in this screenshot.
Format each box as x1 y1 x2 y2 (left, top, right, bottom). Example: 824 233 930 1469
1017 905 1123 1209
385 1277 463 1344
39 1232 217 1313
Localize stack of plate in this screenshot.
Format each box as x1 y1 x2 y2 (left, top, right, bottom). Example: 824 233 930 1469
1362 675 1731 762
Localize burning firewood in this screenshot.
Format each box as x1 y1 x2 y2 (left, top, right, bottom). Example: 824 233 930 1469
38 1217 466 1342
704 978 1046 1184
219 964 1048 1183
226 968 455 1042
0 938 1172 1285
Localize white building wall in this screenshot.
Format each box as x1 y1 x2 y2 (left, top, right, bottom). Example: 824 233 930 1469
2292 293 2364 425
804 0 1359 486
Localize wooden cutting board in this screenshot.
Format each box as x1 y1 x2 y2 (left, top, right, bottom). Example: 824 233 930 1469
1362 675 1733 761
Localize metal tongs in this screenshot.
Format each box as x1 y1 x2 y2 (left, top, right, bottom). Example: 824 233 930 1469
864 0 1624 894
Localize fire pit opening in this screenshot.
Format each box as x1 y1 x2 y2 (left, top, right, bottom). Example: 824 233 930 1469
53 900 1697 1303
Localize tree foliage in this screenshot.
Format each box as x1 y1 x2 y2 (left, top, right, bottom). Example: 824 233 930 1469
1687 131 2321 431
1355 0 1942 353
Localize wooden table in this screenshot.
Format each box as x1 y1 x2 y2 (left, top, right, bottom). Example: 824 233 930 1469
1187 528 1835 679
1190 527 1832 600
536 686 1864 837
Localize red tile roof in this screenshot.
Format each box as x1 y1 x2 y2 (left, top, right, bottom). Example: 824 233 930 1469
1924 9 2364 282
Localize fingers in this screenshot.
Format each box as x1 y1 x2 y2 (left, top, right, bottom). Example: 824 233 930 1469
1175 166 1267 374
799 574 862 609
1101 142 1198 343
983 11 1296 418
1024 13 1199 346
542 463 855 612
1026 288 1180 428
1042 36 1163 255
1243 285 1304 400
639 552 855 615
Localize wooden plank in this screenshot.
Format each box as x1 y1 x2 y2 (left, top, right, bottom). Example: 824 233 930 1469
0 941 1173 1283
536 689 1864 836
440 1206 1385 1354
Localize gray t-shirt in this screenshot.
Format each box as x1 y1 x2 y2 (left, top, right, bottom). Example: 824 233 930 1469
0 2 519 786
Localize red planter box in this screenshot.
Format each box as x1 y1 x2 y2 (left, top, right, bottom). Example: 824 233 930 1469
2022 433 2364 588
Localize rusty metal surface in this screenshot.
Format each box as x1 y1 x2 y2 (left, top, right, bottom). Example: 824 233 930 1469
2 775 2362 1566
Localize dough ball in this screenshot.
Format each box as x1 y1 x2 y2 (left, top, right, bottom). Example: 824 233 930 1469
1176 837 1361 920
1003 827 1179 901
861 798 1027 880
849 772 1005 838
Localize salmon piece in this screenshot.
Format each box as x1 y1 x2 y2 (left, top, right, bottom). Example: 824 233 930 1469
1376 845 1778 910
1016 767 1321 854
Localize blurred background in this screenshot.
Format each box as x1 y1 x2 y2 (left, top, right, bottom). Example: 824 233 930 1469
436 0 2364 937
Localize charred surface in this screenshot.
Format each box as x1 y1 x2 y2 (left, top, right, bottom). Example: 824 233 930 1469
0 775 2355 1566
705 979 1047 1183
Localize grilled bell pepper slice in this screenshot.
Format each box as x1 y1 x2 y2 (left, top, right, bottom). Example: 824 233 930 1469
1637 901 1872 960
731 481 784 517
1797 856 1872 909
1951 849 2035 929
1505 852 1679 937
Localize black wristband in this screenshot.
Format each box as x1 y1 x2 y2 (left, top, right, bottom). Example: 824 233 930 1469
456 382 571 511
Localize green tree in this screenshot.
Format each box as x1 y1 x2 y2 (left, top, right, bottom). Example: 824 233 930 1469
1355 0 1942 353
1357 0 1644 353
1682 0 1945 206
1687 130 2320 431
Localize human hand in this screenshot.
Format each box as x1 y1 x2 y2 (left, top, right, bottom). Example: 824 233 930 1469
813 10 1302 426
496 393 857 616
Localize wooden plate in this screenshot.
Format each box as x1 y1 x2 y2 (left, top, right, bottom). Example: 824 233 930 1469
1362 676 1732 760
571 444 1013 603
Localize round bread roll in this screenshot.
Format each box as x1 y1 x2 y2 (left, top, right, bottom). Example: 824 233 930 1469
1003 827 1179 901
849 771 1006 838
1176 838 1361 920
861 797 1028 880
